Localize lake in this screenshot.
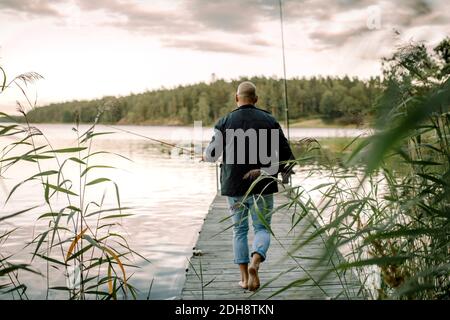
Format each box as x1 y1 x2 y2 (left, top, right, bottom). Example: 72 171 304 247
0 124 370 299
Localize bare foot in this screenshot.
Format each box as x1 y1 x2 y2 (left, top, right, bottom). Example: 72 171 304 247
248 265 260 291
238 281 248 289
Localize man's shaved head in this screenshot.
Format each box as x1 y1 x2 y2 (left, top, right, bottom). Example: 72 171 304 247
236 81 258 106
237 81 257 98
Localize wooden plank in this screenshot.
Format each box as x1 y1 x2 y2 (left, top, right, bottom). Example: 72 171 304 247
181 193 362 300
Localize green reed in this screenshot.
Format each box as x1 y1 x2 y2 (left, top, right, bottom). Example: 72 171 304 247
303 39 448 299
0 68 147 299
239 38 449 300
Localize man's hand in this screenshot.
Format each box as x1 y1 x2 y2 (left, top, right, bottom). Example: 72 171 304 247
243 169 261 181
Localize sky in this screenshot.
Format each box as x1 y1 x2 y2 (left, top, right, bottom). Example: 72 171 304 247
0 0 449 113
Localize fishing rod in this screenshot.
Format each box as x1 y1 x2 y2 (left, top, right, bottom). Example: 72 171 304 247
103 124 194 154
279 0 290 142
279 0 294 185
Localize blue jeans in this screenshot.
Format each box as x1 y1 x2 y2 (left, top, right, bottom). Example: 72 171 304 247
227 194 274 264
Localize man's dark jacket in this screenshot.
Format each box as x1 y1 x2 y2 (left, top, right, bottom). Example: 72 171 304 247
205 104 294 197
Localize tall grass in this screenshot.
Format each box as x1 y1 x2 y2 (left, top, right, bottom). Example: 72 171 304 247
240 39 449 299
0 67 147 299
295 39 449 299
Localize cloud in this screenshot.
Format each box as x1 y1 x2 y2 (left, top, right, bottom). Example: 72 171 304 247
73 0 201 34
309 26 376 49
1 0 449 56
72 0 274 54
161 38 265 55
181 0 276 33
0 0 61 17
249 38 273 47
295 0 450 51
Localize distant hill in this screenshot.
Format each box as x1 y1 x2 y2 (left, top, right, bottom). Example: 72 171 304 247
26 75 382 126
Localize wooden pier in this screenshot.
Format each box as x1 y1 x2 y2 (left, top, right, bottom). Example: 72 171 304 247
181 194 362 300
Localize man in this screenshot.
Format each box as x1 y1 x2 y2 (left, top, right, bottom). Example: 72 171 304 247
203 81 294 291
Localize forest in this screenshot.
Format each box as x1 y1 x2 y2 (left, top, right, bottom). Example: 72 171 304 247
25 76 382 126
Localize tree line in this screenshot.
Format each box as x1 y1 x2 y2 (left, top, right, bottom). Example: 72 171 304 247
26 75 382 126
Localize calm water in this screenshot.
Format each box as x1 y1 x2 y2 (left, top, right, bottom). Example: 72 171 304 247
0 124 370 299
